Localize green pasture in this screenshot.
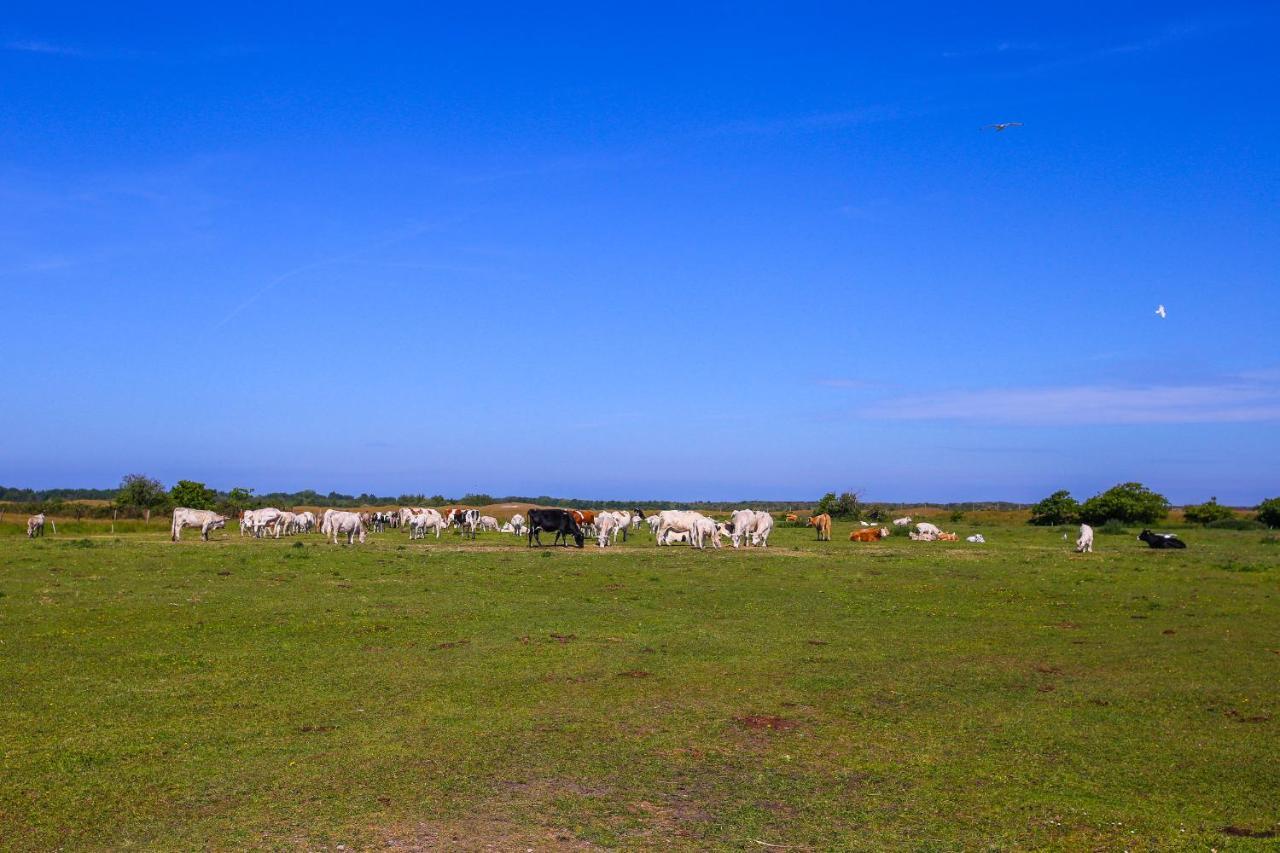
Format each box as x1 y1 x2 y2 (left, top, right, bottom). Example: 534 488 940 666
1 521 1276 849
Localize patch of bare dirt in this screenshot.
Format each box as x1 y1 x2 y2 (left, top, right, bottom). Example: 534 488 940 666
1222 826 1277 838
734 715 798 731
550 633 576 643
805 639 829 646
1222 708 1271 724
617 670 650 678
299 724 335 733
434 639 470 650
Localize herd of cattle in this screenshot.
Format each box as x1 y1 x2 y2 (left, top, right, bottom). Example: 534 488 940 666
18 507 1188 551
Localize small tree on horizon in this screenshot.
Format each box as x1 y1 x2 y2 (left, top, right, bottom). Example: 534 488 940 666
115 474 167 521
1183 496 1235 525
1256 497 1280 528
1028 490 1080 526
1080 482 1170 526
169 480 217 511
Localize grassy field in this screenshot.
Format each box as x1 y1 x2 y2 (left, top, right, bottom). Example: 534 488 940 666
1 520 1277 850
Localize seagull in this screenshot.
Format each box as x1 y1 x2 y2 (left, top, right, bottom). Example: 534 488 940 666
983 122 1024 132
1155 304 1167 319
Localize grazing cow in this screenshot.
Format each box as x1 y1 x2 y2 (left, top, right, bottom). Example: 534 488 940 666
893 516 913 526
1138 529 1187 549
849 527 889 542
297 511 317 533
569 510 597 537
244 508 284 539
510 513 526 535
689 516 721 550
727 509 758 548
630 509 645 530
751 512 775 547
807 513 832 541
408 508 446 539
328 511 366 545
647 515 663 536
1075 524 1094 553
656 510 705 547
171 507 227 542
278 511 298 535
527 508 585 548
595 512 620 547
27 513 46 538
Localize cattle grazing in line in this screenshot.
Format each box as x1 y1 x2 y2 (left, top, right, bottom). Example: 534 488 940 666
171 508 227 542
278 511 298 535
892 516 913 526
1138 529 1187 549
27 513 46 538
243 507 284 538
328 511 366 545
297 511 316 533
849 527 890 542
1075 524 1094 553
527 508 585 548
807 513 832 541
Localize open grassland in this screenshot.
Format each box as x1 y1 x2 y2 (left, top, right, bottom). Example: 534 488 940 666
1 522 1277 850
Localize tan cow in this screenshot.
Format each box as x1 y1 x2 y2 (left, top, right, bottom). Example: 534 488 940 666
807 513 832 541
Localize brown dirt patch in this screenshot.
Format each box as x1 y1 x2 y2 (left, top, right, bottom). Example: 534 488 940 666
1034 665 1062 674
618 670 650 678
1036 684 1056 693
1162 629 1177 635
734 715 798 731
1222 826 1277 838
1223 708 1271 723
434 639 470 650
805 639 829 646
1050 621 1080 629
299 724 335 733
550 633 576 643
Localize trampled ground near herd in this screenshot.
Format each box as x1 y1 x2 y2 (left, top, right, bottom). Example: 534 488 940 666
1 522 1277 850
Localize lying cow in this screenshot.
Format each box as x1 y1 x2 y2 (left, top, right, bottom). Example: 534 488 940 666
937 532 959 542
1139 529 1186 549
527 508 585 548
171 507 227 541
893 516 912 526
1075 524 1094 553
849 527 890 542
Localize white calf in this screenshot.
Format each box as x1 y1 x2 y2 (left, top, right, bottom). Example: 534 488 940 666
27 513 46 538
893 516 913 526
690 516 721 550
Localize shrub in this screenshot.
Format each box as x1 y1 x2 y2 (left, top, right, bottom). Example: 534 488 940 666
814 491 862 520
1080 483 1170 526
949 510 965 523
1028 490 1080 526
1206 518 1265 531
1097 519 1130 535
1256 497 1280 528
1183 497 1236 525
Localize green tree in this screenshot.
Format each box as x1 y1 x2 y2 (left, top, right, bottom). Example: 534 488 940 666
169 480 217 511
1256 497 1280 528
115 473 167 521
814 491 861 519
218 487 255 518
1183 497 1235 525
1028 490 1080 526
1079 482 1170 526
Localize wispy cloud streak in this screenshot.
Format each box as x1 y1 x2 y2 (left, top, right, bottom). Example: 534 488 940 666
5 39 81 56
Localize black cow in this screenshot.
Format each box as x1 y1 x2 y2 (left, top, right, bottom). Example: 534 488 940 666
1138 529 1187 549
527 508 584 548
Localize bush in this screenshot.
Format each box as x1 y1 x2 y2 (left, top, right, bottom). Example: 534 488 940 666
1097 519 1130 535
1256 497 1280 528
1183 497 1236 525
949 509 965 523
814 491 862 520
1206 518 1265 531
1028 490 1079 526
1080 483 1169 526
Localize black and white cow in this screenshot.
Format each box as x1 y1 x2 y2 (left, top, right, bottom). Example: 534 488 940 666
1138 529 1187 549
527 508 585 548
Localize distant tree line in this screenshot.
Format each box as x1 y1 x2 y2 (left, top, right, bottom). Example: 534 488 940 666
1028 483 1279 528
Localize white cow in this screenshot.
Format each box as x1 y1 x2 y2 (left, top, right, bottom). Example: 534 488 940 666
656 510 704 546
27 513 46 538
751 511 775 547
727 509 759 548
500 522 515 533
690 516 721 550
296 511 317 533
278 511 299 535
647 515 663 536
1075 524 1094 554
595 512 620 547
893 516 913 526
408 508 446 539
171 508 227 542
914 522 941 537
664 530 690 544
328 510 366 544
967 533 986 544
244 508 284 539
510 513 526 535
479 515 500 532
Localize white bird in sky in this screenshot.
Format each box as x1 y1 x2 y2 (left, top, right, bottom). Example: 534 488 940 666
1155 304 1167 319
983 122 1024 132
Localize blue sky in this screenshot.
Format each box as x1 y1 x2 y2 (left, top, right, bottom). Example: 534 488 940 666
3 3 1277 503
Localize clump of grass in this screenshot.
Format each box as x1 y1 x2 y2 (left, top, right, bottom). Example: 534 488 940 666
1098 519 1130 535
1217 559 1269 573
292 541 305 549
1261 535 1280 546
62 538 94 549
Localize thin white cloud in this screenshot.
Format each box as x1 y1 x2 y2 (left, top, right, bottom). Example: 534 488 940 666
861 381 1280 425
5 39 81 56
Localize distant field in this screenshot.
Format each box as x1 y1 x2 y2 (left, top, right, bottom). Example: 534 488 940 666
1 521 1277 849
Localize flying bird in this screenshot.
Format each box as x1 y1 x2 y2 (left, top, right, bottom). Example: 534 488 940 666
983 122 1024 132
1155 304 1167 319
